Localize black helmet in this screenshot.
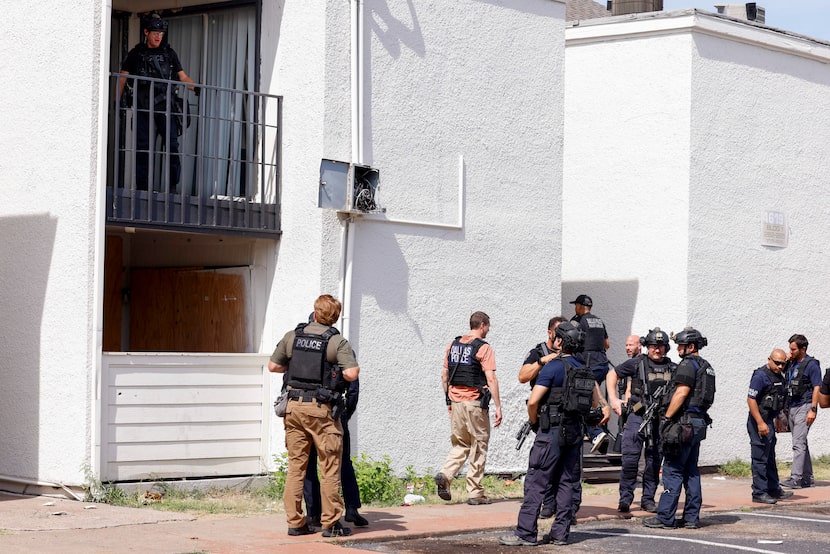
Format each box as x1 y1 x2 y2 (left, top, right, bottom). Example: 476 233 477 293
640 327 671 349
673 327 708 349
144 14 167 33
555 321 585 353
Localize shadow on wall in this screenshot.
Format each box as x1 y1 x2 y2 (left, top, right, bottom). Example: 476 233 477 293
0 214 56 482
562 280 639 365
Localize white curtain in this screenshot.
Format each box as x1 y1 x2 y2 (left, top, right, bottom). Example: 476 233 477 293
167 15 204 194
168 7 256 198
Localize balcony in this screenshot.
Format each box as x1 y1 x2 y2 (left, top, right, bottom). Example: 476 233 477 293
107 73 281 238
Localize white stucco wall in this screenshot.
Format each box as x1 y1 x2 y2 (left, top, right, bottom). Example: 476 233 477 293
263 0 566 475
346 0 566 475
0 1 105 484
564 10 830 465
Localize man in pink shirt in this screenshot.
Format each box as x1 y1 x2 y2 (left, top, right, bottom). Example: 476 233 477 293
435 311 503 505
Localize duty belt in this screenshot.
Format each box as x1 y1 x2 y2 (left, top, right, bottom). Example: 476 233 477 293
287 390 318 402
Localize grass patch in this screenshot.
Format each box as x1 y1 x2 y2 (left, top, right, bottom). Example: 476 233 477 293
718 457 752 477
82 454 830 515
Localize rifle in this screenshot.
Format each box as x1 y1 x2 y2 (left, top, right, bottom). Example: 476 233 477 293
637 383 667 445
515 420 533 450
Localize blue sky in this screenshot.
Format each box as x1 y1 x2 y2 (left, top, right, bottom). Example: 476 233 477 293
662 1 830 41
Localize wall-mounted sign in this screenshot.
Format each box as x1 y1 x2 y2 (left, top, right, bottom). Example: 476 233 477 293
761 211 788 248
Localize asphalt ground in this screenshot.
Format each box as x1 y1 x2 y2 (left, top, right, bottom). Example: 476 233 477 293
1 475 829 553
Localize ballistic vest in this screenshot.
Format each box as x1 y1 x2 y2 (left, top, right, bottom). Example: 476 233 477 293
133 44 176 109
448 337 487 388
685 356 716 413
757 367 786 418
787 356 817 402
286 323 343 392
630 355 675 403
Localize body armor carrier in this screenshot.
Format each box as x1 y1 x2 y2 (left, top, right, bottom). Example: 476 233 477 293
757 367 786 419
286 323 344 393
448 337 487 388
133 45 176 110
630 356 675 404
787 356 817 402
685 356 716 413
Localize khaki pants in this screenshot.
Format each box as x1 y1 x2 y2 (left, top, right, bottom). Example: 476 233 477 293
439 400 491 499
283 399 344 528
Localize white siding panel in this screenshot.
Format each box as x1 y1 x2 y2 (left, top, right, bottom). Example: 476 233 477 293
107 385 263 405
100 353 270 481
108 459 263 481
109 439 263 462
109 404 264 424
109 421 262 443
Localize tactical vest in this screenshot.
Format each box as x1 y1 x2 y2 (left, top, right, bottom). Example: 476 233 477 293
133 45 176 109
757 367 786 418
579 313 606 352
546 357 595 418
529 342 552 389
630 356 675 402
286 323 343 392
686 356 716 412
448 337 487 388
787 356 817 401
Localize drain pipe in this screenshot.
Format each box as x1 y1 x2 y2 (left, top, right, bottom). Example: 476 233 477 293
0 474 84 501
340 0 363 341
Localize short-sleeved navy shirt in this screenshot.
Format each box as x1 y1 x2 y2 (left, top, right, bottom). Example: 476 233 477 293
536 357 578 390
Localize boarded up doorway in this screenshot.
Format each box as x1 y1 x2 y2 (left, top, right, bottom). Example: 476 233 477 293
130 267 250 352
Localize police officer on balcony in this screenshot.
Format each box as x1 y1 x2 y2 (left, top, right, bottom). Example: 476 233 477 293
747 349 793 504
499 321 609 547
268 294 359 538
644 327 715 530
119 13 194 191
607 328 675 513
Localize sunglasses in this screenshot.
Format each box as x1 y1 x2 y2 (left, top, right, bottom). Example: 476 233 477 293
768 358 786 367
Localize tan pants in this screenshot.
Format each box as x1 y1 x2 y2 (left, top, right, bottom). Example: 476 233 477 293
439 400 491 499
283 399 344 528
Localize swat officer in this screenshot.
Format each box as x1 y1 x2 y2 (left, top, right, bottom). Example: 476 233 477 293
644 327 715 530
747 349 793 504
120 13 195 191
268 294 359 538
499 321 610 547
606 328 675 513
518 315 566 519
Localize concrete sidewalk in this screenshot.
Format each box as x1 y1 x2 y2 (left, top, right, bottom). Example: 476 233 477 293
1 477 828 553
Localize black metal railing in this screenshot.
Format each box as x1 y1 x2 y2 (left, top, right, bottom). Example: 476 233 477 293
107 73 281 237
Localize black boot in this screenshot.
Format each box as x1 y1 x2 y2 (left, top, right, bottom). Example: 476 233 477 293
345 506 369 527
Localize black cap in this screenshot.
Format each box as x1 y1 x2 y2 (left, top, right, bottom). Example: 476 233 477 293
568 294 593 307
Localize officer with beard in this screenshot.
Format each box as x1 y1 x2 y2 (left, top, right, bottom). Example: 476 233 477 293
644 327 715 530
606 328 675 513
